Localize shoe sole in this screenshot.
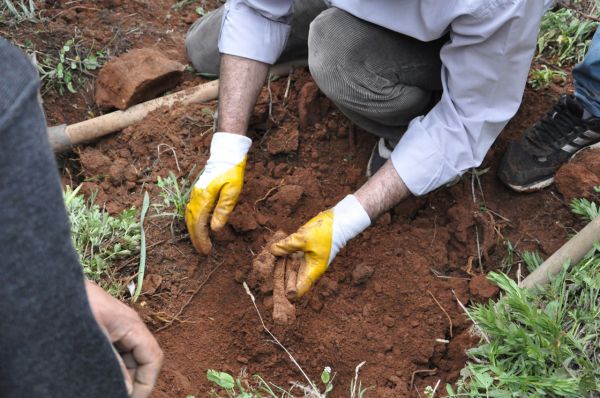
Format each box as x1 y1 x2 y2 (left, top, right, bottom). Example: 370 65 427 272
506 141 600 192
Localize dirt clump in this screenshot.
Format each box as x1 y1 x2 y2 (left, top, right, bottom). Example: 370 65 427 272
555 148 600 201
267 184 304 216
229 203 258 233
298 81 325 128
95 48 185 110
272 255 297 325
265 125 300 155
249 231 299 325
469 274 499 301
248 231 287 294
78 147 112 175
352 262 375 285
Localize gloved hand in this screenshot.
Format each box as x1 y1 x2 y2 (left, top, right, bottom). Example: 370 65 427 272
270 195 371 297
185 132 252 254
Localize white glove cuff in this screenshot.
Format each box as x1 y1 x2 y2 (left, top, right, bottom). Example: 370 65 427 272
329 195 371 266
196 132 252 188
209 132 252 164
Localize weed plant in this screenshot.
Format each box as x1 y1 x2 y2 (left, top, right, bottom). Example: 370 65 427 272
154 170 194 220
536 7 597 66
205 366 370 398
36 38 107 95
444 197 600 397
64 185 140 296
528 65 567 90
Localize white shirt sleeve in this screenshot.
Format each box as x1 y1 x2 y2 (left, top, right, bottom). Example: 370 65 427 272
390 0 546 196
218 0 294 64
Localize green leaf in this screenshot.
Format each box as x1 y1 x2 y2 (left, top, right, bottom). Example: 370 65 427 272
206 370 235 390
195 6 206 16
321 367 331 384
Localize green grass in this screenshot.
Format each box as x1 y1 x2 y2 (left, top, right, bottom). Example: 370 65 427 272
171 0 207 16
528 65 567 90
442 196 600 397
154 170 194 220
0 0 42 24
536 7 597 67
206 366 371 398
64 185 140 296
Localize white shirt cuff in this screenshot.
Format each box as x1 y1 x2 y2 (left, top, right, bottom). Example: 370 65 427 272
390 117 461 196
218 3 291 65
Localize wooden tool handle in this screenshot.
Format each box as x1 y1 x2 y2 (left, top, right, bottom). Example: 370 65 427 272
520 216 600 288
49 59 307 152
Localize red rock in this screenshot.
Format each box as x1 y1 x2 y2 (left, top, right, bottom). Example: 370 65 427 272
95 48 185 109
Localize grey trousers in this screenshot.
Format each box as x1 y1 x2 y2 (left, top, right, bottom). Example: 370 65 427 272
185 5 444 142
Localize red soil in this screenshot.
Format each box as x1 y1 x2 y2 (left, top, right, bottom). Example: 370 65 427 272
5 1 587 396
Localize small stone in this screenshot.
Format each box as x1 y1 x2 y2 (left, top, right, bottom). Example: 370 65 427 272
143 274 162 295
383 315 395 328
263 296 274 310
373 282 383 293
387 375 401 386
352 263 375 285
236 355 249 365
233 269 245 284
309 295 323 312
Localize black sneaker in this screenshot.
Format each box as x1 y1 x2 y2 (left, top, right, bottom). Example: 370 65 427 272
366 138 394 177
498 94 600 192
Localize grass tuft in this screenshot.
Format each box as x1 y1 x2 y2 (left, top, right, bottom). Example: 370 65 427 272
36 38 107 95
536 7 597 67
64 185 140 296
443 193 600 397
0 0 41 24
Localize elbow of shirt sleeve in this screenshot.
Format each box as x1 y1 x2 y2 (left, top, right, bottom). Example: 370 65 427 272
218 5 291 64
390 118 461 196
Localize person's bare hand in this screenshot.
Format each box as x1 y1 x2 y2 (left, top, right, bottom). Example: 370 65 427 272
85 280 163 398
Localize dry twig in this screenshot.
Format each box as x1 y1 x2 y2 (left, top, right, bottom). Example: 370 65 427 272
428 291 453 338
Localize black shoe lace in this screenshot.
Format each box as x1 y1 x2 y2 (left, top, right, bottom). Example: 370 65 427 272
526 98 585 155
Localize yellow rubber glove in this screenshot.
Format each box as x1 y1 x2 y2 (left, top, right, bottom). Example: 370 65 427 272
271 195 371 297
185 132 252 254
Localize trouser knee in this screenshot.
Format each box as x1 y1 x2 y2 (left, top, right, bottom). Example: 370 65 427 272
308 8 439 136
185 8 222 75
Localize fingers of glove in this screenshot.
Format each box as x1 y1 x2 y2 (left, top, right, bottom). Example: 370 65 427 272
185 188 216 255
295 252 328 298
210 181 242 231
270 230 308 256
